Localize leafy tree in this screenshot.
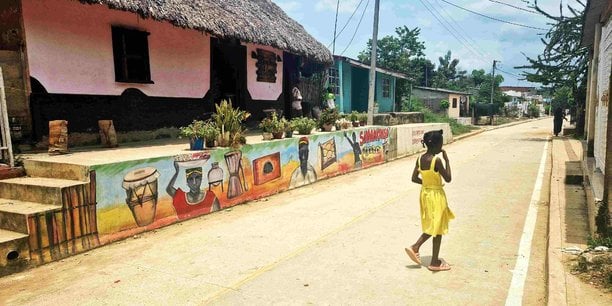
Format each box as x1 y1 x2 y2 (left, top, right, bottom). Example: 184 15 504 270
469 69 506 116
516 0 587 134
432 51 467 89
358 26 432 103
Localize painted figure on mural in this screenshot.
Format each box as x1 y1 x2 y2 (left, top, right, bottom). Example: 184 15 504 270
167 160 220 220
289 137 317 188
553 107 567 137
344 131 362 169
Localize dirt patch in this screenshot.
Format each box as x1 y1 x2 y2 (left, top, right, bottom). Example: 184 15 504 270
568 251 612 292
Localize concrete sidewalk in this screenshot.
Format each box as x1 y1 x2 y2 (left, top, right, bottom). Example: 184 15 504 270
547 134 611 305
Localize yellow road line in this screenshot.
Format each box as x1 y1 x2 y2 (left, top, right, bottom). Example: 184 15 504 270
204 190 411 303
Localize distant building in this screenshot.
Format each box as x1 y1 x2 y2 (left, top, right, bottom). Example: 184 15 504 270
411 86 471 119
500 86 544 116
328 56 409 113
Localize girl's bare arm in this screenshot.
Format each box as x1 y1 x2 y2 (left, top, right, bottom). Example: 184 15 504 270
411 160 422 184
437 150 452 182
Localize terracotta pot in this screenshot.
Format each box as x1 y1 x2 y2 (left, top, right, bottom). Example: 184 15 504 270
352 121 360 127
262 132 273 140
205 139 216 148
272 132 284 139
359 121 366 126
322 123 333 132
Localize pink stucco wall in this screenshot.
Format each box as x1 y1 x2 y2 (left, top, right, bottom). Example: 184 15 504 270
245 44 283 101
21 0 210 98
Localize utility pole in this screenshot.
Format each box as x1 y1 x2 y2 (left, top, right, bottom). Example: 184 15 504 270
489 60 497 125
332 0 340 54
367 0 380 125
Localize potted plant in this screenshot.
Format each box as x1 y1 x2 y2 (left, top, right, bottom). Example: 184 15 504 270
212 99 251 148
179 120 206 150
290 117 317 135
358 112 368 126
258 116 274 140
349 111 360 127
318 108 339 132
202 120 219 148
284 119 295 138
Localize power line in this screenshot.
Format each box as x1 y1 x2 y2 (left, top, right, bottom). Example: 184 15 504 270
488 0 539 15
327 0 366 49
431 0 492 61
497 67 523 79
419 0 490 66
440 0 548 30
339 0 370 56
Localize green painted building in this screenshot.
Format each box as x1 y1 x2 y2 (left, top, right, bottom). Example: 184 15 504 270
328 56 409 113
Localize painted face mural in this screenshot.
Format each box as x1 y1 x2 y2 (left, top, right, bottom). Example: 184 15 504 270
289 137 317 188
167 154 220 220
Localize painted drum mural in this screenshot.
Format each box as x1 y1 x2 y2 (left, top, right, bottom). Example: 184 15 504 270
91 127 396 243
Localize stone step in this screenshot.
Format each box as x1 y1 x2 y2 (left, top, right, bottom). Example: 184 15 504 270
0 177 85 206
22 160 90 182
0 199 61 234
565 161 584 185
0 228 29 276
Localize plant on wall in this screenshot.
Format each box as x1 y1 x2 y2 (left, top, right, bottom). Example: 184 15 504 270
318 108 339 131
290 117 317 135
212 99 250 148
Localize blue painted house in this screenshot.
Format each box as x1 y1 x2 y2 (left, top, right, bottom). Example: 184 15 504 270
328 56 409 113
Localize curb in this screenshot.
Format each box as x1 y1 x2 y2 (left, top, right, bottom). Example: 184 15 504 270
452 117 549 142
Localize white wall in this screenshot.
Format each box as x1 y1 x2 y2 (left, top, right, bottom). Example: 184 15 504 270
594 18 611 171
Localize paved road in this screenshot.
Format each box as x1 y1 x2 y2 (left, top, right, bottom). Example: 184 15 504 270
0 119 553 305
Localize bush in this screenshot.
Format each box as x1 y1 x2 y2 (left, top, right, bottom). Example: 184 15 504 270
290 117 317 135
318 108 340 128
526 103 540 118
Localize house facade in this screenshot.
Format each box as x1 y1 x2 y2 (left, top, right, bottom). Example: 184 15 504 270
411 86 471 119
329 56 408 114
0 0 332 142
582 0 611 231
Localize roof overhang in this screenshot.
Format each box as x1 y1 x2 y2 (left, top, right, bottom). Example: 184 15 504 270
581 0 612 48
334 56 411 80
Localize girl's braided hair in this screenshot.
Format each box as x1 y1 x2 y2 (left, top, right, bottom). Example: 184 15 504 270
421 129 443 148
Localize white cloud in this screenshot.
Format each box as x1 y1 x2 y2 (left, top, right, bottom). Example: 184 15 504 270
274 0 302 13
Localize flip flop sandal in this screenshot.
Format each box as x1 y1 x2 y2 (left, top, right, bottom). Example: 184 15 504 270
404 247 421 265
427 261 451 271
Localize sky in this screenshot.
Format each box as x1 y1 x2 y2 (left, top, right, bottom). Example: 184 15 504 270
272 0 584 87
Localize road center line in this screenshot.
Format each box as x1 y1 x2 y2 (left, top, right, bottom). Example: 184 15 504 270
204 190 411 303
505 140 549 306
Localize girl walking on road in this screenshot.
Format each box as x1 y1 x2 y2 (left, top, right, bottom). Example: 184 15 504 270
405 130 455 271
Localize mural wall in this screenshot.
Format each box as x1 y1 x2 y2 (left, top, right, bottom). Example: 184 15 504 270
85 123 451 244
92 127 392 243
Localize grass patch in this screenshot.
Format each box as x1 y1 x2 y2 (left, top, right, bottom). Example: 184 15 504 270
405 98 479 136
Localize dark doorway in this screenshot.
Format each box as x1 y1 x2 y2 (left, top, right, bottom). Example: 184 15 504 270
210 38 247 110
283 52 299 119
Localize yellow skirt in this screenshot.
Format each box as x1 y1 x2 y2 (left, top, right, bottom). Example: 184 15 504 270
420 186 455 236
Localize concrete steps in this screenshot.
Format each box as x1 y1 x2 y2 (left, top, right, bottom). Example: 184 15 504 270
0 177 86 206
0 228 29 276
23 160 90 182
0 160 97 275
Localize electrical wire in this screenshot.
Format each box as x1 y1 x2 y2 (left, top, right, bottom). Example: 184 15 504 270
327 0 366 49
339 0 370 56
488 0 539 15
430 0 492 61
440 0 548 30
419 0 490 66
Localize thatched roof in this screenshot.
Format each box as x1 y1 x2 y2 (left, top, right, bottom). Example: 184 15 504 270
77 0 333 64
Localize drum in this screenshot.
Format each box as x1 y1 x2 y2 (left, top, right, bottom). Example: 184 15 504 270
122 167 160 227
48 120 68 154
